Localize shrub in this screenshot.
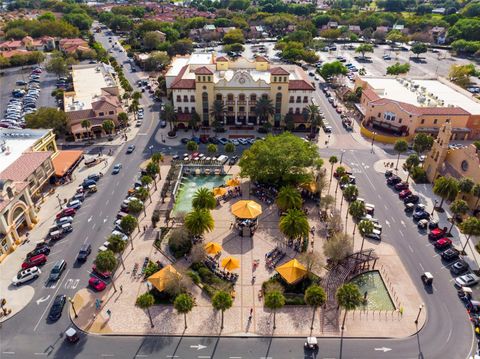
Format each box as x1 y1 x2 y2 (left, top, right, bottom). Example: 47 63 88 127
198 267 217 284
168 227 192 258
411 166 428 183
284 293 306 305
202 284 217 298
187 270 201 284
151 210 160 227
144 261 160 278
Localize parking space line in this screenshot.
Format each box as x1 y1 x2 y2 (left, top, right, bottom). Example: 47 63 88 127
408 244 413 252
419 263 425 271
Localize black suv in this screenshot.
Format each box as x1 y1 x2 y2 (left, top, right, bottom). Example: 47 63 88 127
450 260 469 275
228 156 239 165
48 294 66 322
441 248 460 262
387 176 401 185
27 246 50 258
77 244 91 262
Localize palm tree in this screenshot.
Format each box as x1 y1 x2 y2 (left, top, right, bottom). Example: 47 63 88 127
102 119 115 134
141 175 153 188
174 293 195 329
107 234 127 269
81 119 91 138
328 156 338 190
304 285 326 332
264 290 285 329
393 140 408 170
146 161 160 180
192 187 216 210
132 91 142 101
358 219 374 253
461 216 480 252
255 97 274 125
449 199 469 234
189 111 200 136
164 103 177 131
94 250 118 291
348 200 366 237
151 152 164 164
211 290 233 330
343 185 358 202
473 183 480 211
136 292 155 328
118 112 129 128
128 99 140 121
336 283 362 331
284 112 295 131
306 104 322 139
279 208 309 241
184 208 214 237
122 92 131 106
207 143 217 155
276 186 302 211
458 178 474 198
136 187 150 202
210 99 225 126
120 214 138 249
128 199 144 216
433 176 459 209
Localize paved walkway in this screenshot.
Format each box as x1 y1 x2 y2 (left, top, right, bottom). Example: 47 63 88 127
71 162 425 338
0 153 117 322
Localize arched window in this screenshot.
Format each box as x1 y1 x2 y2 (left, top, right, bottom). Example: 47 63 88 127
6 187 14 199
227 94 234 101
190 95 195 102
275 93 282 114
183 95 188 102
176 95 182 102
216 94 222 101
250 94 256 102
239 94 245 102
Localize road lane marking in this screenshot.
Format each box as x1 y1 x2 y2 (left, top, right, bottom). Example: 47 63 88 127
198 357 210 359
400 220 406 227
408 245 413 252
399 232 404 237
384 205 388 210
34 353 47 356
229 357 242 358
92 223 96 230
385 220 391 228
391 217 396 223
33 269 70 331
83 236 89 244
101 355 114 357
2 352 15 355
419 263 425 271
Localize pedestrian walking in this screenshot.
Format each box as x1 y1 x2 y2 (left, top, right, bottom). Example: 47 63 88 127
250 308 253 316
106 309 111 318
120 285 123 293
229 222 233 229
143 225 147 232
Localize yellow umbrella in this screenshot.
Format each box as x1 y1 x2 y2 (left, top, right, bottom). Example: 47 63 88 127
221 256 240 271
231 200 262 219
275 259 307 284
301 181 318 193
226 178 240 187
147 265 181 292
205 242 222 255
212 187 227 197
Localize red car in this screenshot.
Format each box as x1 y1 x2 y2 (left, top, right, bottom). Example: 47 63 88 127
336 108 342 114
399 189 412 199
56 207 76 219
394 182 409 191
88 277 106 292
434 237 452 249
429 227 447 241
22 254 47 269
92 265 111 279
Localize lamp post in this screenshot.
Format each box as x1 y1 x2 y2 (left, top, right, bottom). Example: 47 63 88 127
431 200 438 216
56 194 62 209
414 303 424 325
340 150 346 164
148 145 153 156
68 297 78 318
370 132 377 153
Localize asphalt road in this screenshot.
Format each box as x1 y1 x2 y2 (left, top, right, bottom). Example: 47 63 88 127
0 24 476 359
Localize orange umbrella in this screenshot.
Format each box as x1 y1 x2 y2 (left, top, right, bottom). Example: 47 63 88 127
147 265 181 292
221 256 240 271
275 259 307 284
212 187 227 197
226 178 241 187
205 242 222 255
231 200 262 219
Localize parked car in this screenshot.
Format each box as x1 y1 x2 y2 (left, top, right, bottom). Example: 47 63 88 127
89 277 107 292
387 176 402 185
441 248 460 262
92 265 111 279
22 254 47 269
394 182 409 191
77 244 92 262
228 156 239 165
403 195 419 204
429 227 447 240
455 273 480 287
12 266 41 286
67 199 82 210
56 207 76 219
451 260 470 275
56 216 73 226
434 238 452 249
87 173 101 182
126 145 135 154
399 189 412 199
48 294 66 322
112 163 122 174
413 209 430 221
365 230 382 241
27 246 50 258
49 260 67 281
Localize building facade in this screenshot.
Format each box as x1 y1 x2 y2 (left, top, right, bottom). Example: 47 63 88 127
355 77 480 141
166 54 315 129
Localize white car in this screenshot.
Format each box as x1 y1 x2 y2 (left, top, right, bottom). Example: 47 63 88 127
135 120 142 127
231 139 240 146
12 266 41 286
455 273 480 287
111 230 128 241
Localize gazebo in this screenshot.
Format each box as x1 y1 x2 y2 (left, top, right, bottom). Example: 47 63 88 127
231 200 262 237
147 265 181 292
275 259 307 284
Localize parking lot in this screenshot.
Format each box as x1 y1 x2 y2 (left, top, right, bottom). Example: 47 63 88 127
0 64 58 128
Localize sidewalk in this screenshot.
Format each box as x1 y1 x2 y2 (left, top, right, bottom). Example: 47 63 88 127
70 162 425 338
0 152 117 322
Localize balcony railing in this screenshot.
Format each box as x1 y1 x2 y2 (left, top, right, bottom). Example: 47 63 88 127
226 101 235 105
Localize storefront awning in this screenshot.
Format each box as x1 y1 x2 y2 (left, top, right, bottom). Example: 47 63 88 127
52 150 84 177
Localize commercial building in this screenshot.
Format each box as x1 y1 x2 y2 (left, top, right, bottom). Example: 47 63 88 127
424 123 480 212
64 63 123 141
355 77 480 141
166 54 315 129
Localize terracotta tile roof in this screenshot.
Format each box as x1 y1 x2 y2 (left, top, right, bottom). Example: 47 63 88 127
270 67 290 75
91 95 121 111
255 56 269 63
194 66 213 75
216 56 229 62
288 80 315 91
52 150 84 177
66 109 95 122
0 151 52 182
0 49 31 58
171 65 196 90
369 98 471 116
362 88 380 101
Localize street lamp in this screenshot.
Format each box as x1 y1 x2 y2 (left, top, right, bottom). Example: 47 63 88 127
148 145 154 156
340 150 346 164
370 132 377 153
68 297 78 318
414 303 424 325
431 200 438 216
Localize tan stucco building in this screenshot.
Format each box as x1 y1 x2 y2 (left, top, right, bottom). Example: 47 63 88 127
424 123 480 211
355 77 480 140
166 54 315 129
